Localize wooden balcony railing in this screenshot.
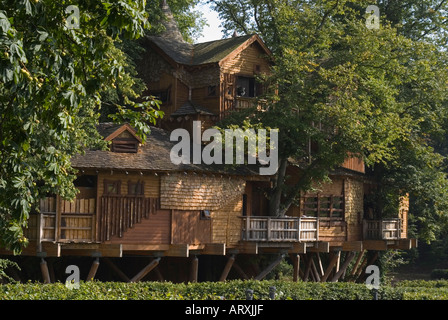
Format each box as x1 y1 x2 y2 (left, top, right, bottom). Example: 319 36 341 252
241 216 318 242
25 197 96 243
363 218 402 240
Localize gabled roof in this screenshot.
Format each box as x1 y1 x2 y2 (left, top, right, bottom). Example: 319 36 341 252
147 34 271 67
98 123 142 143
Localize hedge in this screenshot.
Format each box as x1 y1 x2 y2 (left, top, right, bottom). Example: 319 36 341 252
1 279 448 300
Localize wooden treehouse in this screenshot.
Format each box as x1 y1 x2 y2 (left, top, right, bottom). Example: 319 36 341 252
0 1 416 284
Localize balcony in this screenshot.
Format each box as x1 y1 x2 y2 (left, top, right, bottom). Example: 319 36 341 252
241 216 318 242
363 218 402 240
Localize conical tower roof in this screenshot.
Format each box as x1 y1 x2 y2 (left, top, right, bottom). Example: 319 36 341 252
160 0 186 43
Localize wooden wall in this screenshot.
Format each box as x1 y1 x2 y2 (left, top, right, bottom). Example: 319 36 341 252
344 177 364 241
172 210 212 245
220 42 271 75
160 173 245 211
211 195 243 248
97 172 160 199
105 209 171 245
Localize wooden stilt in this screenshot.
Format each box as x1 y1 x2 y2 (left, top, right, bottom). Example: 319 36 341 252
219 254 236 281
357 251 379 283
335 250 341 273
255 254 284 280
129 257 161 283
190 255 199 283
310 258 321 282
232 261 249 280
153 266 164 281
321 252 339 282
40 258 51 284
350 250 365 277
316 252 324 277
331 252 355 282
87 257 100 281
291 254 300 282
48 259 55 283
303 254 313 281
103 257 130 282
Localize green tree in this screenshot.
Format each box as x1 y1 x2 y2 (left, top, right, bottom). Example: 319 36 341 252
212 0 448 231
0 0 165 254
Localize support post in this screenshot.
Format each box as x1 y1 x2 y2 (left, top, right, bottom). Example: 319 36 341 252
321 251 340 282
220 254 236 281
129 257 161 283
190 255 199 283
350 250 365 277
303 254 313 281
86 257 100 281
40 258 51 284
291 254 300 282
331 252 356 282
255 254 284 280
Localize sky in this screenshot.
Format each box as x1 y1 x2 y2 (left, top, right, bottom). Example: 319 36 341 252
194 3 225 43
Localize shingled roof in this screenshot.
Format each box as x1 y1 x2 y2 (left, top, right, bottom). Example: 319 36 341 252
71 124 263 177
171 101 215 117
148 34 258 67
148 1 270 67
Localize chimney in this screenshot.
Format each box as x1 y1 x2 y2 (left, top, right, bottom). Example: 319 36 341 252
160 0 186 43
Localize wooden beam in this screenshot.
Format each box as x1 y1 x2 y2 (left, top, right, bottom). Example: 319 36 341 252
129 258 161 283
255 254 285 280
331 252 355 282
363 240 387 251
203 243 226 256
220 254 236 281
307 241 330 253
238 242 258 254
103 257 130 282
342 241 363 252
289 242 306 254
86 257 100 281
165 244 189 257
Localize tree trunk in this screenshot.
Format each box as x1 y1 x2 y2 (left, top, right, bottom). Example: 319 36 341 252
269 157 288 216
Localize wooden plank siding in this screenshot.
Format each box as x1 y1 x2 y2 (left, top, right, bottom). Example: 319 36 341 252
105 209 171 245
171 210 211 245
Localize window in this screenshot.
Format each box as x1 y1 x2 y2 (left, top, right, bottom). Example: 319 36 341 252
207 85 218 97
111 139 139 153
128 180 144 196
302 194 344 220
237 76 260 98
150 86 171 104
104 180 121 195
200 210 211 220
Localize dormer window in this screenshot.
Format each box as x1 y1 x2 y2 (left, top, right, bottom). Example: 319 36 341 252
103 123 142 154
111 139 139 153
